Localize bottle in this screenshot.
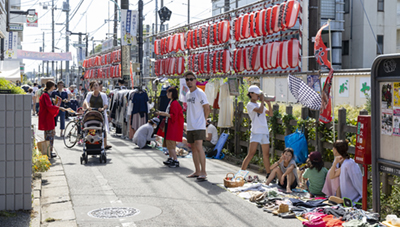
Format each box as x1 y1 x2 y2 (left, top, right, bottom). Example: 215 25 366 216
263 94 276 102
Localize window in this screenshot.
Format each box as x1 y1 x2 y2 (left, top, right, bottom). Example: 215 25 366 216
377 35 384 55
378 0 384 12
344 0 350 14
342 40 349 55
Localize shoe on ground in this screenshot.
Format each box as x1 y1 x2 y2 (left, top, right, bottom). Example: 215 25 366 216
51 153 57 158
105 145 112 150
168 160 179 168
163 158 173 165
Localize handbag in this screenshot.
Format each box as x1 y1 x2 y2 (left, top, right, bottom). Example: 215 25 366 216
284 127 308 164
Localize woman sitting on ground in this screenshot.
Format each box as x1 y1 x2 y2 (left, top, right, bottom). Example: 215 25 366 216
302 151 328 197
132 118 159 149
326 140 362 202
265 148 299 193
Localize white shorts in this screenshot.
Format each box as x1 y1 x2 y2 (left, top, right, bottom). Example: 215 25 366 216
250 133 270 144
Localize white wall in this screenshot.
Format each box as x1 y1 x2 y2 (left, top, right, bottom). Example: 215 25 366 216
261 73 371 107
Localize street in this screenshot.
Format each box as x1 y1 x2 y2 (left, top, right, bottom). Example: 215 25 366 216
36 117 303 227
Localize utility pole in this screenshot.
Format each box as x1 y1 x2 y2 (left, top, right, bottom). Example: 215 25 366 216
60 61 63 81
160 0 164 31
56 62 58 82
188 0 190 25
85 34 88 57
121 0 130 84
47 61 49 77
309 0 320 70
78 33 82 83
42 32 44 79
236 0 238 8
52 0 55 77
138 0 143 86
155 0 158 34
65 0 70 86
113 2 118 46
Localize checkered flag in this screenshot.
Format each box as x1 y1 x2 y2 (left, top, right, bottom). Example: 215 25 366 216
288 74 321 110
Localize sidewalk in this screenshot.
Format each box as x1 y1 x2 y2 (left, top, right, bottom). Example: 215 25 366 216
32 116 77 227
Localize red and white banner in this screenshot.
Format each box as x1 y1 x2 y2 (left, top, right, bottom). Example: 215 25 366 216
314 22 331 70
319 69 334 123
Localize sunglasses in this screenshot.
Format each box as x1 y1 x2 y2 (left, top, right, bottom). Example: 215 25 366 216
186 78 195 82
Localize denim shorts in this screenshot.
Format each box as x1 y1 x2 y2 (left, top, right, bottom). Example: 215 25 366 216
249 133 270 144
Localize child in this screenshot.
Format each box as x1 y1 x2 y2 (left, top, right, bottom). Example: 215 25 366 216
302 151 328 197
265 148 299 193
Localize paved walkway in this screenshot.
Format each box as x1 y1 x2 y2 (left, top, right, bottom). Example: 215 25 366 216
33 116 303 227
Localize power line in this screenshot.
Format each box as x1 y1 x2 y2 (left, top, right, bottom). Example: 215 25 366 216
69 0 85 22
71 0 94 31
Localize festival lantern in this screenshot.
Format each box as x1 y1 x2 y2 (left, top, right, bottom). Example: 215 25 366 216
210 23 216 45
249 11 258 38
251 44 261 71
154 39 160 55
219 20 230 43
241 13 250 39
178 33 185 51
177 57 185 75
257 9 266 36
271 4 280 33
277 2 287 32
237 48 245 72
234 17 242 41
243 47 252 71
279 40 290 69
270 41 280 69
222 49 230 73
265 7 273 35
288 38 300 68
209 51 215 74
284 0 300 30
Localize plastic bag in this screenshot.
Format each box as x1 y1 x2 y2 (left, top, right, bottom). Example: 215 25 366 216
284 128 308 164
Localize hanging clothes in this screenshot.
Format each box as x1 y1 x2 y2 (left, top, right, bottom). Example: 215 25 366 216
213 79 222 109
204 81 215 107
159 85 170 112
196 81 208 91
217 83 234 128
179 78 189 103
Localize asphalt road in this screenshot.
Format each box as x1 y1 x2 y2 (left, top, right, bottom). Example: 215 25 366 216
46 119 303 227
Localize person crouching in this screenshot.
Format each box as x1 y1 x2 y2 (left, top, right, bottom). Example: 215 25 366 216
132 118 160 149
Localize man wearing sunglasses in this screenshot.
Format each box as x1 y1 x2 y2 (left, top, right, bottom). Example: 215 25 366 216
184 71 210 181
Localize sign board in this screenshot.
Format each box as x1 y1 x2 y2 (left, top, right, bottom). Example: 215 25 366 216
20 63 24 74
355 115 371 165
102 39 113 52
9 23 23 31
4 32 18 59
371 54 400 213
121 9 138 46
77 47 86 66
26 13 38 27
72 43 86 48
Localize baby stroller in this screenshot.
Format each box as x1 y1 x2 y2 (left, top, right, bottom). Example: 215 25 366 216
80 110 107 164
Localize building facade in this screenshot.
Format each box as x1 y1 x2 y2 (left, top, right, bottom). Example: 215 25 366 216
211 0 397 70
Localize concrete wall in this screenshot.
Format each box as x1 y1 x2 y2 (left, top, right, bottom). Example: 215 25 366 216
261 73 371 107
0 94 32 210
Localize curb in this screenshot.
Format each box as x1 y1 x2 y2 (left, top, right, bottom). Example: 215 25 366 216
31 172 42 227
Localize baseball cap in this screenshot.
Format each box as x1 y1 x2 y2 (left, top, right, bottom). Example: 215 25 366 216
150 117 160 125
309 151 322 162
248 85 262 95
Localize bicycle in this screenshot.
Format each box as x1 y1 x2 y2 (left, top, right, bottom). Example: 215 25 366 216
63 116 83 148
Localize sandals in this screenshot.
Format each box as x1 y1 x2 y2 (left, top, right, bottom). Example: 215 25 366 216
186 174 199 178
196 175 207 182
105 145 112 150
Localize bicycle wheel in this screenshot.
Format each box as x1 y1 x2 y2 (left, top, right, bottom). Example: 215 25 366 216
64 121 79 148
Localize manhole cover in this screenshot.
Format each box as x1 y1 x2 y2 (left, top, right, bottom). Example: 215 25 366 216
88 207 140 219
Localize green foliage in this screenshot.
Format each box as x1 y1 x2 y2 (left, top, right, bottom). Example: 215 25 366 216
0 78 26 94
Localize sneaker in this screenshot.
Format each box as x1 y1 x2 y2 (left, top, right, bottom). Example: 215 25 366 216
163 158 173 165
168 160 179 168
